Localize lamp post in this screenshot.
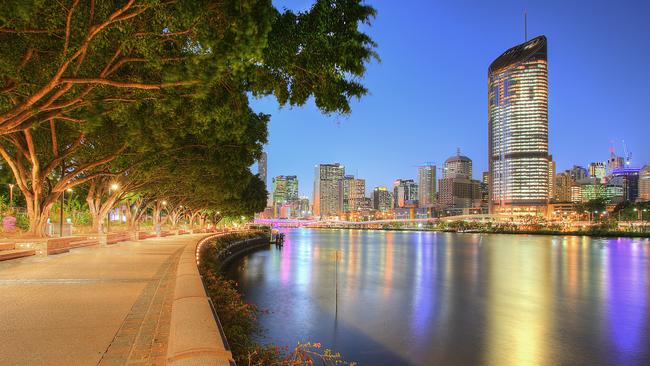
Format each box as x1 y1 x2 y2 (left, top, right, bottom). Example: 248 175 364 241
8 183 14 210
107 183 119 233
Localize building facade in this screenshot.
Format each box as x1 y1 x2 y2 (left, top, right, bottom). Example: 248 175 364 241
339 176 366 213
393 179 418 208
555 172 572 202
373 187 393 212
258 152 267 187
313 163 345 217
548 155 556 201
588 162 606 181
488 35 549 215
417 164 436 207
640 166 650 202
272 175 298 205
443 150 472 179
438 176 482 209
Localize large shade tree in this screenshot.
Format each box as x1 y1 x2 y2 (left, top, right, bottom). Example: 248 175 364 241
0 0 377 236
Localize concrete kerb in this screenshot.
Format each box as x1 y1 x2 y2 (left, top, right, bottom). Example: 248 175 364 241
166 233 234 366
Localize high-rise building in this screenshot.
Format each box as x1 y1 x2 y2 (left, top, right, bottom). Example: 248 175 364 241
607 152 625 175
569 166 588 181
443 149 472 179
548 155 556 201
481 171 490 204
588 162 606 180
640 166 650 202
272 175 298 205
610 167 641 202
313 163 345 217
577 178 607 202
555 172 572 202
417 164 436 207
373 187 392 212
438 176 482 209
393 179 418 208
258 152 267 186
488 36 549 215
339 176 365 213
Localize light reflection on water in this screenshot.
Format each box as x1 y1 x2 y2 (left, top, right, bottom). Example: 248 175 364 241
226 229 650 366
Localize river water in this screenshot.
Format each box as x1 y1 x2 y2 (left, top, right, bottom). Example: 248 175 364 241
225 228 650 365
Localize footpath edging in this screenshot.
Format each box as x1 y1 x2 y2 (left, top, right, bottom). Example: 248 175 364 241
166 234 234 366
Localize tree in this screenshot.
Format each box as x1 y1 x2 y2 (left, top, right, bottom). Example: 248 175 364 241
0 0 377 235
0 0 377 134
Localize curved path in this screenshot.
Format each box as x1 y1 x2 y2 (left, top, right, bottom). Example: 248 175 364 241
0 234 226 366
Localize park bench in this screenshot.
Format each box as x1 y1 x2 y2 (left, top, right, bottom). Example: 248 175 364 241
107 232 131 245
0 242 36 262
137 231 156 240
178 229 190 235
46 236 100 255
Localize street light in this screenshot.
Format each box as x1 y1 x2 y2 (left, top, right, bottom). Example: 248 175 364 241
7 183 14 210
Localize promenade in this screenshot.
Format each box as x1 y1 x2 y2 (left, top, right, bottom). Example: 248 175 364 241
0 234 210 366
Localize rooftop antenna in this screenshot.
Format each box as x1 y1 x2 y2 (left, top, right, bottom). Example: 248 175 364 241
456 147 461 156
524 11 528 42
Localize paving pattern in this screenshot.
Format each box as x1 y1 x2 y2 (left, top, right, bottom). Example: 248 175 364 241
0 235 203 366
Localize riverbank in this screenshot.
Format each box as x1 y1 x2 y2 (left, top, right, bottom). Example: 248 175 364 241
304 225 650 239
197 231 355 365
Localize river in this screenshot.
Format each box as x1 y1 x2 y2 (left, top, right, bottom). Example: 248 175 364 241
225 228 650 365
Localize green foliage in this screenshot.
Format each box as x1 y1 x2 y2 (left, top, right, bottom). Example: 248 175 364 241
15 211 29 231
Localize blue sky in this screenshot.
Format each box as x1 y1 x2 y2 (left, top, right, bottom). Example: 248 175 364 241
254 0 650 198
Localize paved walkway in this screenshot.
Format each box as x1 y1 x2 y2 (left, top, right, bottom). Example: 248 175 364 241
0 234 207 366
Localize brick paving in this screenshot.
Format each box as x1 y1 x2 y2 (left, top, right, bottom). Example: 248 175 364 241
99 248 182 366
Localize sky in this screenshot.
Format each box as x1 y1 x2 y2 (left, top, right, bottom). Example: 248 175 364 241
254 0 650 198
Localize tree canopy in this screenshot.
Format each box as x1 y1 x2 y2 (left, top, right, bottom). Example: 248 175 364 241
0 0 378 236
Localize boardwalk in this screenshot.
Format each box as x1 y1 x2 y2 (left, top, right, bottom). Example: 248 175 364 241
0 234 207 366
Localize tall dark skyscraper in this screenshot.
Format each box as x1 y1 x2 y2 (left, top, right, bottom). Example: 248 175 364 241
488 35 549 215
258 151 268 187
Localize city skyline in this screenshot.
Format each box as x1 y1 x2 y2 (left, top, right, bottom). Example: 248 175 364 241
255 0 650 198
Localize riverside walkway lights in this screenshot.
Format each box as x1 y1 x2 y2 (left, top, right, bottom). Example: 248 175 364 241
107 183 119 233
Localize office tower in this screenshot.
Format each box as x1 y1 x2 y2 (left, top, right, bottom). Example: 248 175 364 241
313 163 345 217
258 152 267 186
548 155 556 201
393 179 418 208
555 172 572 202
443 149 472 179
639 166 650 201
569 166 588 181
577 178 607 202
588 162 606 180
488 35 549 215
272 175 298 205
340 176 366 212
481 171 490 203
607 152 625 174
610 167 641 202
418 164 436 207
438 177 482 209
373 187 393 212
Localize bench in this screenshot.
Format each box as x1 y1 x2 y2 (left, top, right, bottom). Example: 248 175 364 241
160 230 174 237
178 230 190 235
47 236 100 255
107 232 131 245
137 231 156 240
0 242 36 262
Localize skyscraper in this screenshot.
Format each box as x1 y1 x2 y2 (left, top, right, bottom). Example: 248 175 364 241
339 176 366 213
313 163 345 217
488 35 549 215
372 187 392 212
639 166 650 202
258 151 267 187
272 175 298 205
417 164 436 207
393 179 418 208
443 149 472 179
548 155 556 201
588 162 607 180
